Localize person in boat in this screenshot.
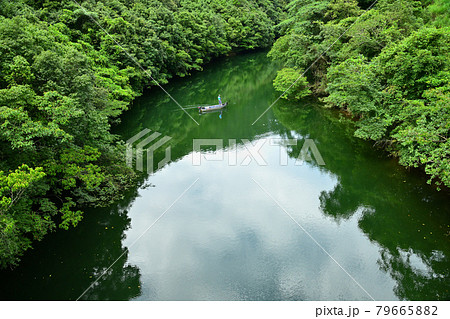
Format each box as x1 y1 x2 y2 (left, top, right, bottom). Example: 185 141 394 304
218 94 222 105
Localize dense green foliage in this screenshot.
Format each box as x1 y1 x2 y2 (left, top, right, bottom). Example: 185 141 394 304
269 0 450 189
0 0 284 267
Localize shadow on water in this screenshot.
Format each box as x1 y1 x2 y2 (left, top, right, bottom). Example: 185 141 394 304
273 101 450 300
0 51 448 300
0 189 142 300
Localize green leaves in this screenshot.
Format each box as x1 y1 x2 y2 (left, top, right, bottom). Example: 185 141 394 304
0 86 74 150
325 55 380 113
376 27 449 100
392 85 450 189
270 0 450 189
273 68 311 100
0 0 285 268
327 25 450 188
59 198 83 230
0 165 47 267
46 146 104 191
36 91 84 126
4 56 34 86
0 165 45 214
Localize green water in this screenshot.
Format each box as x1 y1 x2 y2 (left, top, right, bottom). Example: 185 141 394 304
0 51 449 301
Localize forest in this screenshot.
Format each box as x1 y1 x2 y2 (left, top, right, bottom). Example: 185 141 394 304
0 0 448 269
269 0 449 189
0 0 285 268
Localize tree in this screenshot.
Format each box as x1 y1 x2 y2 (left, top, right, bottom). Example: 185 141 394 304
0 0 286 268
0 165 47 268
270 0 450 188
273 67 311 100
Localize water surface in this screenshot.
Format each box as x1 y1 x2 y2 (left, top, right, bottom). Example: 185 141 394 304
0 51 449 301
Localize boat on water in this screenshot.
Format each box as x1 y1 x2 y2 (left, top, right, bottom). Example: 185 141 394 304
198 102 228 113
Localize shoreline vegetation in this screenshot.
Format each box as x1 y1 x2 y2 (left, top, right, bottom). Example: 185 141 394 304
0 0 448 269
269 0 449 189
0 0 286 268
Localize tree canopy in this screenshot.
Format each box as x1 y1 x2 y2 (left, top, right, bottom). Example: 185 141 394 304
269 0 450 189
0 0 285 267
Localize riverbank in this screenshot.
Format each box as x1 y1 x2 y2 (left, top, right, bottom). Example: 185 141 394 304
0 0 285 268
268 0 450 190
1 51 449 300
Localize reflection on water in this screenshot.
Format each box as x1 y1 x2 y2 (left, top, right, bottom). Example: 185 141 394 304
0 194 142 300
0 51 448 300
274 101 450 301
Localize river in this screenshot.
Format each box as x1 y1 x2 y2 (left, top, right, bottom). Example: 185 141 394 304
0 51 449 301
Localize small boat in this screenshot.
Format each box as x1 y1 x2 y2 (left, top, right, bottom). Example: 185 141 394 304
198 102 228 113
